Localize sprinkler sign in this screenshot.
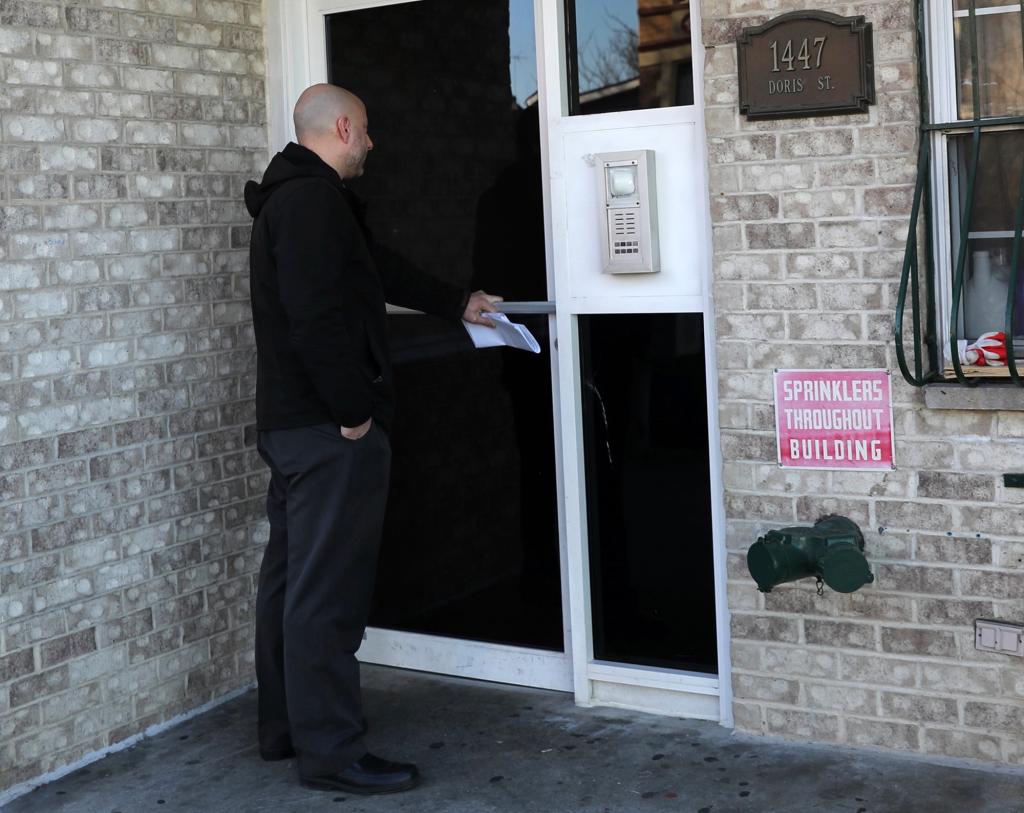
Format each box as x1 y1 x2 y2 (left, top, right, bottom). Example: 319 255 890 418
773 369 895 470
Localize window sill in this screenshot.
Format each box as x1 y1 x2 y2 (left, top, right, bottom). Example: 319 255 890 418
924 383 1024 411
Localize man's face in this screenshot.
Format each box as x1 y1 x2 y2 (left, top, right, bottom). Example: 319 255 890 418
343 107 373 178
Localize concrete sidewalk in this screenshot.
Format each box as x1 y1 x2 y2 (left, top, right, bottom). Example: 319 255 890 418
5 665 1024 813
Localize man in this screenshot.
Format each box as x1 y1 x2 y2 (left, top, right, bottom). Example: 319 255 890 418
243 84 501 794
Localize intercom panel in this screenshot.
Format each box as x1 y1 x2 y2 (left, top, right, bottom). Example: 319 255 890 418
596 150 659 275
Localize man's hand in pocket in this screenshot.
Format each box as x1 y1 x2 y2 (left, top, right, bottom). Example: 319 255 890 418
340 417 373 440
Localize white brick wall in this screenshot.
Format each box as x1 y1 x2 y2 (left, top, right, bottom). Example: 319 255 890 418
0 0 267 791
702 0 1024 766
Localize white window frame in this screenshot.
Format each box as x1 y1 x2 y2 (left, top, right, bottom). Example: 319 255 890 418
924 0 1024 365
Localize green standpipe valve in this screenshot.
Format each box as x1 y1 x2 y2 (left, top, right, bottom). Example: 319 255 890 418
746 515 874 594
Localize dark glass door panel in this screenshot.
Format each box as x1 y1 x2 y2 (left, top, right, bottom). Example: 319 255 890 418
326 0 546 298
373 314 561 650
580 314 717 673
326 2 562 651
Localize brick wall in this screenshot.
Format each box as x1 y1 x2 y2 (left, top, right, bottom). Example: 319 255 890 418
702 0 1024 765
0 0 267 791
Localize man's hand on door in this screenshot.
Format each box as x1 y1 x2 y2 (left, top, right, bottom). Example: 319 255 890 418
463 290 503 327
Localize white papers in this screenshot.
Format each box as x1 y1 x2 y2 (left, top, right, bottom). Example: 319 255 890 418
463 312 541 354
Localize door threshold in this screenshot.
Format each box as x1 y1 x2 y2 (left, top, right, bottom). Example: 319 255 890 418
358 627 573 693
585 661 721 721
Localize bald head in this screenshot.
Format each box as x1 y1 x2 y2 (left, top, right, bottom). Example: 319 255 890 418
293 84 364 142
292 84 373 179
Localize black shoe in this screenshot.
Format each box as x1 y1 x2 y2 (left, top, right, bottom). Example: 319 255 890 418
299 753 420 795
260 744 296 761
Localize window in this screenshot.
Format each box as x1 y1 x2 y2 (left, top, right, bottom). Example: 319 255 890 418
900 0 1024 384
579 313 716 673
564 0 694 115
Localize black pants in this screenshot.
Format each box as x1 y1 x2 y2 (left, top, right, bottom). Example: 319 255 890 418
254 422 391 771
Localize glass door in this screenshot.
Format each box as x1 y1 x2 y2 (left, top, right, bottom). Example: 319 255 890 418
311 0 570 690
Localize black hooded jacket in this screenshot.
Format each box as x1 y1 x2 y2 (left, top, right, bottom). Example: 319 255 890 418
244 143 467 431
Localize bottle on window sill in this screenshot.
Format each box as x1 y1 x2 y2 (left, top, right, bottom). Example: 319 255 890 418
965 250 1009 340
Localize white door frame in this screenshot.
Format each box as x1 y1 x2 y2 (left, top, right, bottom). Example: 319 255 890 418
263 0 732 723
266 0 574 695
537 0 730 723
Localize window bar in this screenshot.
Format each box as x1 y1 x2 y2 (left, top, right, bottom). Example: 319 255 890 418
923 114 1024 130
894 0 942 386
1005 0 1024 385
921 151 940 381
1005 170 1024 383
895 136 932 385
948 1 983 385
949 126 983 385
917 0 940 382
910 188 924 385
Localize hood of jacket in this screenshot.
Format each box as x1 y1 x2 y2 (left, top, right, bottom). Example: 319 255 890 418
244 142 345 218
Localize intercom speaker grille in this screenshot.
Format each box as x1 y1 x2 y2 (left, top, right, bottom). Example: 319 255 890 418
612 210 639 237
607 210 642 257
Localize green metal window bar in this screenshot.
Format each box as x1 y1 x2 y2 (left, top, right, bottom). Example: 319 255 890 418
897 0 1024 386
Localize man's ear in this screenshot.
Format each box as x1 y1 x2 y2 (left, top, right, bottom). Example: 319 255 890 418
335 115 351 144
